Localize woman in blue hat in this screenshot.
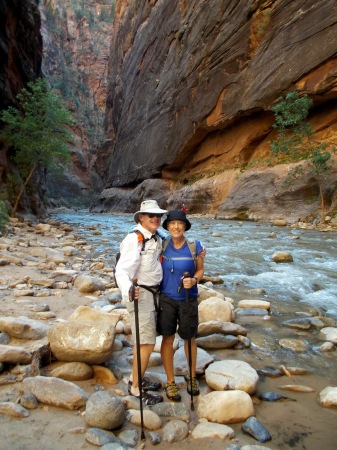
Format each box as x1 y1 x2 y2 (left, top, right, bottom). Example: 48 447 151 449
157 210 205 402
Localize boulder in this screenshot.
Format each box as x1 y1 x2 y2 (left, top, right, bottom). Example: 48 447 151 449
198 297 234 323
198 391 254 424
205 360 259 394
23 376 88 410
48 321 115 364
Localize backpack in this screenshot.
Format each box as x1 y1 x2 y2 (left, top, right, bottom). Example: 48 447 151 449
113 230 159 288
161 237 197 269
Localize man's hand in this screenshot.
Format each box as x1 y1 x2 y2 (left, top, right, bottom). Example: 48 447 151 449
129 279 139 302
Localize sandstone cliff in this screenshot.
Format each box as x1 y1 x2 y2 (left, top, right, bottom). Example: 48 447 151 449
95 0 337 222
39 0 114 206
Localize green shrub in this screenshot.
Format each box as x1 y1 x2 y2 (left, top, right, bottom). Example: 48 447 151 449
0 200 9 234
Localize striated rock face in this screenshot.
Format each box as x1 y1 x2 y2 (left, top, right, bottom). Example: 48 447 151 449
39 0 114 206
99 0 337 221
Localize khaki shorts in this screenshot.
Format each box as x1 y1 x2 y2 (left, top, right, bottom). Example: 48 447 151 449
126 287 157 345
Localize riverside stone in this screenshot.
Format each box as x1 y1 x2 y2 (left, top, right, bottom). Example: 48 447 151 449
197 284 225 302
198 390 254 424
68 305 121 327
0 316 49 340
198 297 234 323
162 419 189 443
73 274 106 293
235 308 269 317
23 376 88 410
241 416 272 443
0 402 29 418
318 386 337 407
85 391 126 430
48 321 115 364
191 421 235 440
196 334 239 350
198 320 247 337
48 361 93 381
205 360 259 394
271 251 293 263
238 300 270 310
0 344 32 364
278 338 308 352
151 401 190 421
85 427 120 446
127 409 162 430
117 429 138 447
319 327 337 344
281 318 311 330
19 393 39 409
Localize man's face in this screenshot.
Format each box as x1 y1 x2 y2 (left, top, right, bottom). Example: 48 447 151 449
139 213 163 233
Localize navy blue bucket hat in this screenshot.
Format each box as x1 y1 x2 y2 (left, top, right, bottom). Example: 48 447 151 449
162 210 191 231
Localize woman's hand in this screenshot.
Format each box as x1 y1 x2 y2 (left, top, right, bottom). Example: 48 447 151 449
183 277 197 289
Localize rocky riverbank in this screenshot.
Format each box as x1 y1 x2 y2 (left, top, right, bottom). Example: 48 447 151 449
0 217 337 450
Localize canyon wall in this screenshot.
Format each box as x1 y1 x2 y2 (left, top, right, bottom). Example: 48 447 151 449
95 0 337 221
0 0 44 217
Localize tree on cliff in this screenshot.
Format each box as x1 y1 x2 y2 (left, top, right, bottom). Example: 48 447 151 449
270 90 336 222
0 78 74 216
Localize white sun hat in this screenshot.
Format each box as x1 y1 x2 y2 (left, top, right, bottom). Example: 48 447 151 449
133 199 167 223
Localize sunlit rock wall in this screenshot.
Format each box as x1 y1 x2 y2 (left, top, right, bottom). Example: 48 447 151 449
99 0 337 220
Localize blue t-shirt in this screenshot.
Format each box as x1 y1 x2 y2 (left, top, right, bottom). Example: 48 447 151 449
160 238 203 301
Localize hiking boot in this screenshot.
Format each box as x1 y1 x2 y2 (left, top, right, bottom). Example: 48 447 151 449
129 389 163 405
184 374 200 396
142 377 162 391
128 378 161 393
165 382 181 401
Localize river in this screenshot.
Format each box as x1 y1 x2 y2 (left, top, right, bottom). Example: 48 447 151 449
52 210 337 316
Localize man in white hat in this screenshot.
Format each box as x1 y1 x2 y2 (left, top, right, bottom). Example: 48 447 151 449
115 199 167 405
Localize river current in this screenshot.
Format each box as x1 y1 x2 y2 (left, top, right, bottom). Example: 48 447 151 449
53 210 337 317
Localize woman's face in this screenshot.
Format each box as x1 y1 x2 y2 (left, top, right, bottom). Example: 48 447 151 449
168 220 186 237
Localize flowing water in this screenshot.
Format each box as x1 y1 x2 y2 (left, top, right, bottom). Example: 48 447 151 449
53 210 337 316
52 210 337 449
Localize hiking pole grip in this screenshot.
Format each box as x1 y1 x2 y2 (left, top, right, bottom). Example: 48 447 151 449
183 272 195 411
132 278 146 440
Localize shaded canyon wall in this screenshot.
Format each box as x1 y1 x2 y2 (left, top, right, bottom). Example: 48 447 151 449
0 0 44 217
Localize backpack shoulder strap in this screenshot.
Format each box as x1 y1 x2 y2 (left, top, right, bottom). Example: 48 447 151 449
132 229 147 252
162 237 171 254
187 239 197 266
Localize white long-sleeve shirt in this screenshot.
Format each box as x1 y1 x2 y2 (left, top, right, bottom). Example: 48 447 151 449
115 224 163 303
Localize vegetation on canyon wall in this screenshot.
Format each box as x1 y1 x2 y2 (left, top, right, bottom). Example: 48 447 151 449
250 90 337 221
0 79 74 217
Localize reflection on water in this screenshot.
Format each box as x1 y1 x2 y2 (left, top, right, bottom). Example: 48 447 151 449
53 211 337 316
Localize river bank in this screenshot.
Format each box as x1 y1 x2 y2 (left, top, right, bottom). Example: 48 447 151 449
0 216 337 450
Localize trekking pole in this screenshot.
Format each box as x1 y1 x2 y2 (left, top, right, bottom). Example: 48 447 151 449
183 272 195 411
131 278 146 440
